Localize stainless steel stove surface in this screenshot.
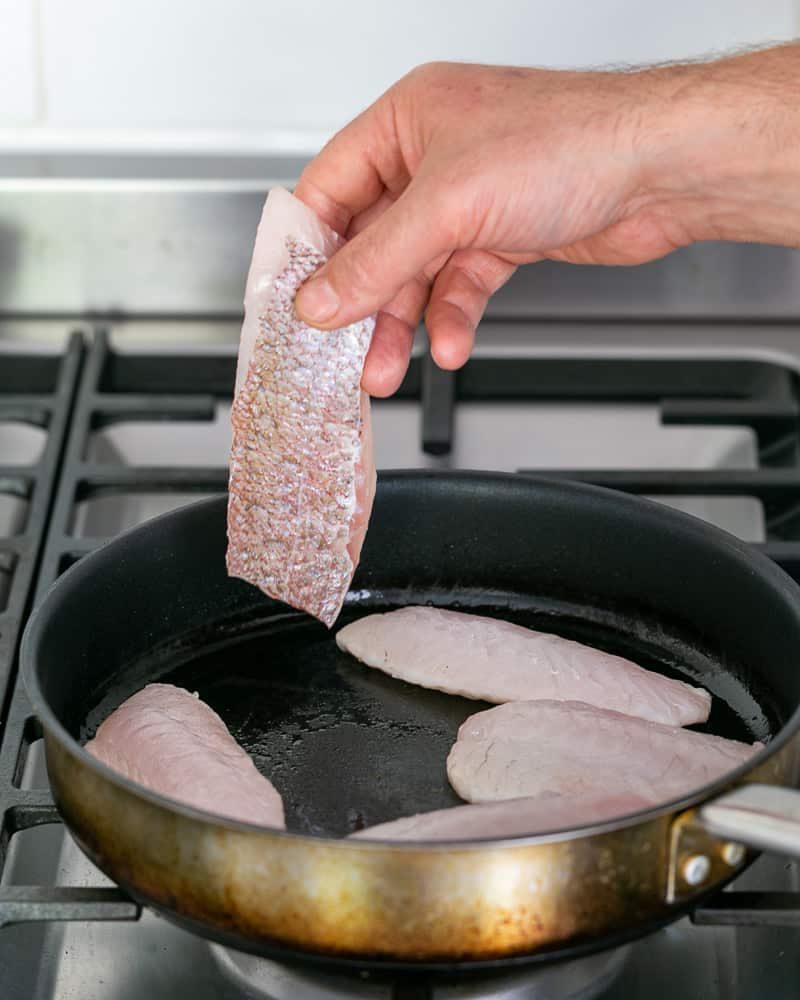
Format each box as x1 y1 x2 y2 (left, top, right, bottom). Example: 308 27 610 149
2 186 800 998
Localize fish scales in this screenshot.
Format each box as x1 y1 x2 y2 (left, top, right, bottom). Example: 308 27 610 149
227 235 375 627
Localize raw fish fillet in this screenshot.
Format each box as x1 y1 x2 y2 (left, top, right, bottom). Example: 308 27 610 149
336 606 711 726
85 684 285 828
349 792 650 841
227 187 376 627
447 699 761 805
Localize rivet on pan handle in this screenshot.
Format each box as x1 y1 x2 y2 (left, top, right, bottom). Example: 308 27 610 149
667 784 800 904
666 807 749 904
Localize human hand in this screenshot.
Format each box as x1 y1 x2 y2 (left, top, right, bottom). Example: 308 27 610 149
295 51 800 395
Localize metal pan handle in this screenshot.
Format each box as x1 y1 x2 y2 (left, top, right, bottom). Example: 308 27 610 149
698 783 800 857
676 784 800 927
667 783 800 904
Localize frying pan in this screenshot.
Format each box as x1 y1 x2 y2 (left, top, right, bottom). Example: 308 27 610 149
20 472 800 970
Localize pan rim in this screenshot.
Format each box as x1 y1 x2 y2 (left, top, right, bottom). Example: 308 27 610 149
20 470 800 850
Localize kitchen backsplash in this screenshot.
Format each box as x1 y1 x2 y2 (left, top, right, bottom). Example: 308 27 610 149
0 0 797 158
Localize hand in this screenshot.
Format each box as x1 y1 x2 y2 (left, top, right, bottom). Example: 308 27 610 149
294 50 800 396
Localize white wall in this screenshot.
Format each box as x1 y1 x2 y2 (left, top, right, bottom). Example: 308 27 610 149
0 0 798 155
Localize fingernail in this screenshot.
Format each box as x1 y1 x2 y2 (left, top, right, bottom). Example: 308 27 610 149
296 278 339 324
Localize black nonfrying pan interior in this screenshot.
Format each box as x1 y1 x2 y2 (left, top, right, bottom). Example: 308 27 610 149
55 471 791 840
83 598 773 839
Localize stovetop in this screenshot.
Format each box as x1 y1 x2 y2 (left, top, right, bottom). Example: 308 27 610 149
1 321 800 999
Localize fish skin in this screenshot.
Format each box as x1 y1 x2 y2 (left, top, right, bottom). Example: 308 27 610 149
234 187 343 396
336 606 712 726
349 792 650 841
227 188 375 627
447 699 761 805
85 684 285 828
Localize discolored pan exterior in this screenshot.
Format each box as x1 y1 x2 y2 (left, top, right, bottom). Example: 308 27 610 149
23 475 800 967
41 721 799 963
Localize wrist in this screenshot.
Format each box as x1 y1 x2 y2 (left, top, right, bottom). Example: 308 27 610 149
633 46 800 248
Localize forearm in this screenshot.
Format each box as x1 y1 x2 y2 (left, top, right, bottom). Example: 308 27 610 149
636 44 800 248
294 48 800 392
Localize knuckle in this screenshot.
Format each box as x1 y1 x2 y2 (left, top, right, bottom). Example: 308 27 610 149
409 60 447 81
336 241 382 298
402 61 456 95
458 251 512 295
429 174 476 245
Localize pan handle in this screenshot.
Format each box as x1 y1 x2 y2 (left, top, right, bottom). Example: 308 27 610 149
697 783 800 857
667 783 800 903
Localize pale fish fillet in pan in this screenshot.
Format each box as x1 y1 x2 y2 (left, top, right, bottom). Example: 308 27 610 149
349 792 650 842
336 606 711 726
85 684 285 827
447 699 761 805
227 187 376 627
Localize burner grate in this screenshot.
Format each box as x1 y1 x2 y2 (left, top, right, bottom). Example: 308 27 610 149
0 332 109 920
0 328 235 925
2 326 800 942
0 335 83 712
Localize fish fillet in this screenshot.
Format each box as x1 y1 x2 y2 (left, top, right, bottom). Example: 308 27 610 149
85 684 285 828
349 792 650 841
447 699 761 805
227 186 376 627
336 606 711 726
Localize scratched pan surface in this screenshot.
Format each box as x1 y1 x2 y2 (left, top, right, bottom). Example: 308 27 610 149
22 472 800 970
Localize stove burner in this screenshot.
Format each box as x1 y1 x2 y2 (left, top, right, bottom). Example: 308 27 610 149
209 944 630 1000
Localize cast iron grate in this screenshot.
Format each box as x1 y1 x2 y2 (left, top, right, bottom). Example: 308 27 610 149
0 334 83 713
2 327 800 939
0 332 98 916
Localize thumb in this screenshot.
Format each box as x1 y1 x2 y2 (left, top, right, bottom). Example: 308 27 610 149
295 176 458 329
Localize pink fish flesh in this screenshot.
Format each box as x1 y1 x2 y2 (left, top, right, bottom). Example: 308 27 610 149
85 684 285 828
447 699 761 805
349 792 650 841
336 606 711 726
227 187 376 627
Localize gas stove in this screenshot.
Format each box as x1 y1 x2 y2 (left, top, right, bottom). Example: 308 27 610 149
1 181 800 999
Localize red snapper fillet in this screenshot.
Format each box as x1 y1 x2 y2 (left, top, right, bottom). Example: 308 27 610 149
85 684 285 828
349 792 650 841
227 187 376 627
336 606 711 727
447 699 761 805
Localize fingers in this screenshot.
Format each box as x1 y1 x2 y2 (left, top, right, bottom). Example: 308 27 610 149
365 248 517 396
346 189 397 239
347 190 423 394
363 312 417 397
295 174 457 329
362 270 431 396
424 250 517 370
301 172 436 395
294 97 408 236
